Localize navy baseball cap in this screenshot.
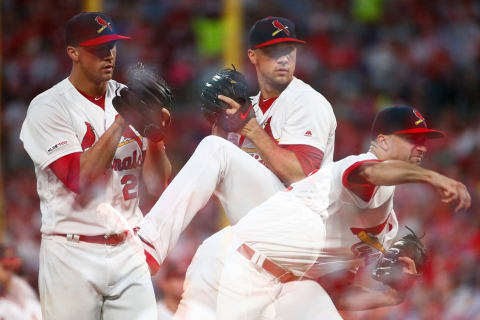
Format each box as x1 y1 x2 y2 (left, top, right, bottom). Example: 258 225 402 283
371 106 445 139
248 17 306 49
65 12 130 47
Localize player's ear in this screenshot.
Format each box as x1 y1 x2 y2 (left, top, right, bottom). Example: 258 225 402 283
376 134 389 151
247 49 257 65
66 46 80 62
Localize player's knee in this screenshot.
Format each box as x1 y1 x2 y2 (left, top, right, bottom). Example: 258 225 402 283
197 135 229 153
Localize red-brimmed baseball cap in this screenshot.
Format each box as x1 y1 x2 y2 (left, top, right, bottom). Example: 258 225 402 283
65 12 130 47
371 106 445 139
248 17 306 49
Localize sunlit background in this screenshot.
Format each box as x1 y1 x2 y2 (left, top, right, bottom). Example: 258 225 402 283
2 0 480 319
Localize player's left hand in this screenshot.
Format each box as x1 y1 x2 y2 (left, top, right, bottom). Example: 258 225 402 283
112 62 174 142
217 94 240 114
372 227 426 291
200 67 255 132
217 95 258 135
430 172 471 212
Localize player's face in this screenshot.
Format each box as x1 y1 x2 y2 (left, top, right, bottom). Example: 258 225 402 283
390 134 428 165
249 43 297 91
77 42 117 83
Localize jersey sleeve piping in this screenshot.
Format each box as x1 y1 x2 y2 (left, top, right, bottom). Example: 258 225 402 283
342 159 383 203
39 146 83 170
341 159 383 189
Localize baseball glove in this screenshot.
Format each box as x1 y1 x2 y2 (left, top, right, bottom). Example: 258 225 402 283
200 66 254 132
112 63 173 142
372 227 427 291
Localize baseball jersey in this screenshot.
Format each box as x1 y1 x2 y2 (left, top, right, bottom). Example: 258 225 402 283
233 77 336 166
20 78 146 235
307 152 398 278
233 152 398 277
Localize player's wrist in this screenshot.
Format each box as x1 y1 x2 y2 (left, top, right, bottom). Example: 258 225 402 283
147 139 166 151
114 114 129 130
423 169 439 186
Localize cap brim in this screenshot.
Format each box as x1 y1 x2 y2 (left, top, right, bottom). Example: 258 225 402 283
253 38 306 49
394 128 445 139
79 34 130 47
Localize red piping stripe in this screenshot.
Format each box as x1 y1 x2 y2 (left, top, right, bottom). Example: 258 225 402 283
254 38 306 49
393 128 445 137
342 159 382 189
350 214 391 235
79 34 130 46
138 235 156 250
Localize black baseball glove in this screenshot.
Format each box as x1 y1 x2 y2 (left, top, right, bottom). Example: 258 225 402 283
372 227 427 291
112 63 173 142
200 66 254 132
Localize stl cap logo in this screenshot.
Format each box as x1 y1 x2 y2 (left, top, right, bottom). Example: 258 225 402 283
95 16 113 34
413 109 425 126
272 19 290 36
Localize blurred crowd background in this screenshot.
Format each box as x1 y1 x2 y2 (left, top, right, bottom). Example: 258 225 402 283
2 0 480 319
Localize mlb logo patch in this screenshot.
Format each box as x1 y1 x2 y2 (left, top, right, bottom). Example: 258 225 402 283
47 141 68 154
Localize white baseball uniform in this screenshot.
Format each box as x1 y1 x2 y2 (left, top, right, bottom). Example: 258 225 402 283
139 77 336 264
20 78 157 319
175 152 399 319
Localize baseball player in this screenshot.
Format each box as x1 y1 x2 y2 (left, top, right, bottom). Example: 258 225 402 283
20 12 171 319
174 106 471 319
138 16 336 273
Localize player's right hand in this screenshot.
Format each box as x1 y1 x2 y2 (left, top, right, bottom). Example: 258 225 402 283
431 172 471 212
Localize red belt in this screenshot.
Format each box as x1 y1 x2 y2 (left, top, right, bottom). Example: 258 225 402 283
49 231 130 246
237 243 305 284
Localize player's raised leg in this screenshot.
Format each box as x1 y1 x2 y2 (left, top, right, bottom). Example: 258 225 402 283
138 135 284 265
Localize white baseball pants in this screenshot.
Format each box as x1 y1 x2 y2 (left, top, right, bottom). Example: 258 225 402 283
174 228 343 320
139 135 285 262
39 234 157 320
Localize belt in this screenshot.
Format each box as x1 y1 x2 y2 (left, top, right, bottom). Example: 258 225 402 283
49 231 130 246
237 243 304 284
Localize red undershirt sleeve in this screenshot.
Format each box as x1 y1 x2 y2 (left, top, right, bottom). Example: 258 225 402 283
341 160 382 202
49 152 82 193
280 144 324 176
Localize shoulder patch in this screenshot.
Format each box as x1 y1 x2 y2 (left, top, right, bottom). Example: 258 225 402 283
47 141 68 154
